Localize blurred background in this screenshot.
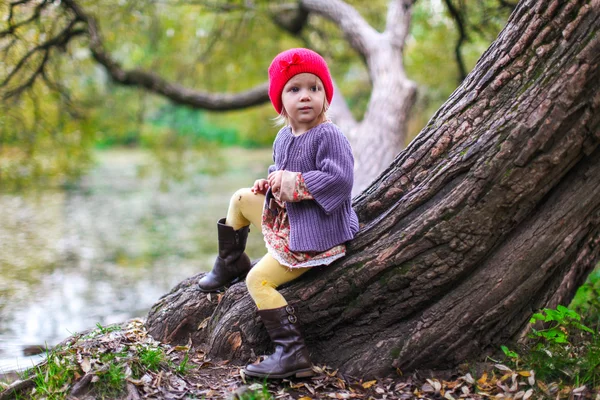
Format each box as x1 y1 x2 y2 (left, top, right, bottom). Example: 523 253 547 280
6 0 596 375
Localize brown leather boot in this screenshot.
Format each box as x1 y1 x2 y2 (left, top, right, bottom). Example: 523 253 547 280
243 305 314 379
197 218 252 292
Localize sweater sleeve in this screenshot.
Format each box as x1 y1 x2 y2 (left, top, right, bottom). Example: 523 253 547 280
302 126 355 215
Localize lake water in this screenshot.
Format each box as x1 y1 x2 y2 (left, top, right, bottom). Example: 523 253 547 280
0 148 271 374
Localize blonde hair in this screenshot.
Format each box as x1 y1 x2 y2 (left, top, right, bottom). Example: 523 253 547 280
273 98 330 128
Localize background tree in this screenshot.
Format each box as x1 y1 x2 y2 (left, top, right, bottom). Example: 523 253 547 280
145 0 600 377
1 0 511 192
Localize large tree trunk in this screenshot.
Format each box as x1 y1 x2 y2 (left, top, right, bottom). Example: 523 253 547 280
146 0 600 377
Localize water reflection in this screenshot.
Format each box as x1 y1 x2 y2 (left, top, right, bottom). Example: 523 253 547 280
0 148 271 370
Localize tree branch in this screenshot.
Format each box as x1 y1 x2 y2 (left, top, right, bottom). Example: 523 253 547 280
384 0 414 50
1 15 86 99
59 0 270 111
270 3 309 35
442 0 468 83
2 0 51 39
300 0 379 58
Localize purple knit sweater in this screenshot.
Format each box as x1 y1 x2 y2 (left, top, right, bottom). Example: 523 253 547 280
266 123 359 252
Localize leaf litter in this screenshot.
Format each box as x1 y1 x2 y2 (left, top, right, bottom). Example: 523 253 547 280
0 321 597 399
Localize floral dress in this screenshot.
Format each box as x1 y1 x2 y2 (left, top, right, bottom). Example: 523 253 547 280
262 173 346 268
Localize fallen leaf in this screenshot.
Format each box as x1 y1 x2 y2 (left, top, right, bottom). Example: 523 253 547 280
528 370 535 386
573 385 587 394
422 383 434 393
523 388 533 399
445 380 458 389
477 372 488 385
494 364 512 372
517 371 531 377
464 373 475 384
197 318 209 331
325 369 338 377
227 332 242 352
335 378 346 390
547 382 559 394
248 383 263 391
362 380 377 389
426 378 441 393
537 381 550 396
80 357 91 373
298 397 312 400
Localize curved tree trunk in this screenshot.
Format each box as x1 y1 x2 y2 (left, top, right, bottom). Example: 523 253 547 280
147 0 600 377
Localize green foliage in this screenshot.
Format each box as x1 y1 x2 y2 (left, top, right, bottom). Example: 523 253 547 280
138 346 165 373
501 306 600 388
571 264 600 324
149 105 237 146
529 305 594 344
500 345 519 360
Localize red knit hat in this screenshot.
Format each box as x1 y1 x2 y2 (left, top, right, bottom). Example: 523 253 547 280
268 48 334 114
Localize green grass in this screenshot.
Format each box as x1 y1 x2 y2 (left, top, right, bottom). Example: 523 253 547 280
138 346 165 372
173 353 194 375
96 363 127 399
95 322 122 335
31 347 77 400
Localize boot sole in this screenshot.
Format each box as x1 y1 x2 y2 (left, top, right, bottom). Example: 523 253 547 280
196 259 259 293
196 274 248 293
242 367 315 379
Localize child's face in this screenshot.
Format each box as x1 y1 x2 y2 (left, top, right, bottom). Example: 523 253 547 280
281 73 326 133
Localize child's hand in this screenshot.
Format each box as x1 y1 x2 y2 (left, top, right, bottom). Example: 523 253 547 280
268 170 284 195
251 179 269 194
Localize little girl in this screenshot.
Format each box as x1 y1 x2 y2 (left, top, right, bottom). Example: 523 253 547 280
197 48 359 379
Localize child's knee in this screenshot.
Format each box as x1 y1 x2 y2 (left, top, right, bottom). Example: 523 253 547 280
246 267 273 292
231 188 253 205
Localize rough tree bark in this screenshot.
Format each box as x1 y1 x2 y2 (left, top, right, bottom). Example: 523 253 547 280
147 0 600 378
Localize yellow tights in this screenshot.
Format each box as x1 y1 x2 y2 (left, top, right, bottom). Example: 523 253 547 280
225 188 310 310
